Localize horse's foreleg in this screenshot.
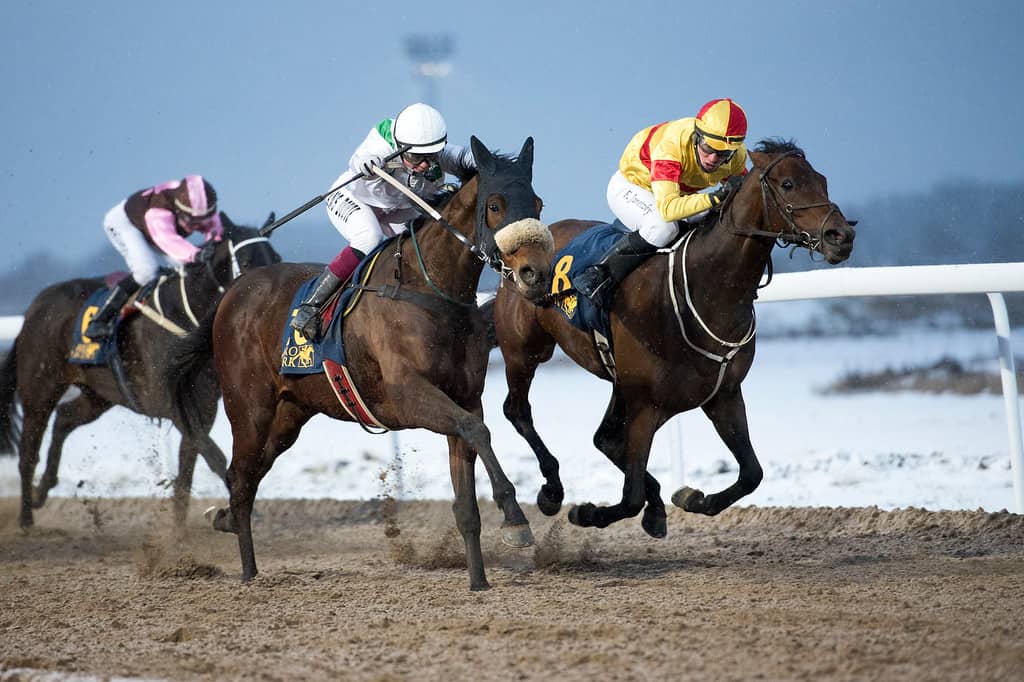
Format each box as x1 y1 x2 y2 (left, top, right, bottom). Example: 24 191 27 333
569 399 658 532
34 393 110 509
447 435 489 591
591 391 667 538
502 354 563 516
395 383 533 547
673 389 763 516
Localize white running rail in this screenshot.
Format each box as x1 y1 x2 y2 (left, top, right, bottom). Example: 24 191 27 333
2 262 1022 511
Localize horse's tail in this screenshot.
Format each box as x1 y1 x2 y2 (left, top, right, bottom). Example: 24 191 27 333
478 295 499 350
165 301 220 435
0 340 21 456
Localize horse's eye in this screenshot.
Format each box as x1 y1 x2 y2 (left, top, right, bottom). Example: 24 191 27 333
782 180 794 191
488 202 500 213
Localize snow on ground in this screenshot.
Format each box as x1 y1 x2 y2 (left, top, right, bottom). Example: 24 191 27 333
0 306 1020 513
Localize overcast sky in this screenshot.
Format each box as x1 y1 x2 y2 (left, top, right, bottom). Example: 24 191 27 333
3 1 1023 267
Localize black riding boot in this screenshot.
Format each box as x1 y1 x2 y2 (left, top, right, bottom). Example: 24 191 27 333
84 277 139 340
572 230 658 302
289 267 343 341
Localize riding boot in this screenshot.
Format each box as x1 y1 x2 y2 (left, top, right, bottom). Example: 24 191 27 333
572 230 658 302
84 277 139 340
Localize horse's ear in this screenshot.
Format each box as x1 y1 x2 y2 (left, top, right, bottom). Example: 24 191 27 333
516 137 534 172
262 212 276 229
220 211 237 230
747 151 767 170
470 135 496 174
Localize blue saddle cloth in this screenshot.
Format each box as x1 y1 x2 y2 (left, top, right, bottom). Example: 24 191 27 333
68 287 120 365
549 221 631 339
278 238 396 375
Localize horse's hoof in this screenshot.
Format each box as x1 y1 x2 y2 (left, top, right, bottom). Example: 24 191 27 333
671 486 705 513
205 506 237 534
501 524 535 548
568 503 595 527
536 486 563 516
642 508 668 539
470 581 492 592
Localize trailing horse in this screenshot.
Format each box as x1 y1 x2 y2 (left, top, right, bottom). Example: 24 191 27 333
489 139 857 537
0 214 281 530
166 137 553 590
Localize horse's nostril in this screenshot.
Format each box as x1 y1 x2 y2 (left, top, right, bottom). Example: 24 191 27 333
824 229 844 245
519 267 537 286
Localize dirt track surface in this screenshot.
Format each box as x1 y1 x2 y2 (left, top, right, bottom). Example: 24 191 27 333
1 496 1023 681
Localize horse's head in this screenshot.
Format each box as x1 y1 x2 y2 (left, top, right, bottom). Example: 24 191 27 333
207 212 283 283
468 136 554 303
739 139 857 264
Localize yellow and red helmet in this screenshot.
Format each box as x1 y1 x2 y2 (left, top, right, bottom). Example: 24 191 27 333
694 98 748 152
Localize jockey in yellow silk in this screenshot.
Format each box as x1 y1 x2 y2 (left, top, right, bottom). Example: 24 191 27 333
574 98 749 301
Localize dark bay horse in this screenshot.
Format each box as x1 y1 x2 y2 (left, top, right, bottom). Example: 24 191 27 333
490 139 857 537
0 214 281 530
167 137 553 590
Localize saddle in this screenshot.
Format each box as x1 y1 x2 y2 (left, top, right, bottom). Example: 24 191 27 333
278 242 396 432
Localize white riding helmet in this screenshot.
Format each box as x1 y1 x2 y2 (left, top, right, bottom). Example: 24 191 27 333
393 103 447 154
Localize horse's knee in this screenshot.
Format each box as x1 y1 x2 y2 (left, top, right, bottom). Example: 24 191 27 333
457 420 491 451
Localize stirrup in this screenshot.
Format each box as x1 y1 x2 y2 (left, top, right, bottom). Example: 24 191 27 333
573 265 609 301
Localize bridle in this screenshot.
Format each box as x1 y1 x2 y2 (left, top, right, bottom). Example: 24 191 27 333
723 150 844 255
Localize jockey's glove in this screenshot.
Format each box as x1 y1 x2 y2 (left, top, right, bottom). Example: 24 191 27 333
709 174 745 204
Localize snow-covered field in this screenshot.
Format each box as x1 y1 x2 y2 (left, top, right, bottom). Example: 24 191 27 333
1 302 1020 513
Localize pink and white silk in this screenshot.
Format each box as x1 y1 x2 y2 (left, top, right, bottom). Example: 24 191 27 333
144 208 200 262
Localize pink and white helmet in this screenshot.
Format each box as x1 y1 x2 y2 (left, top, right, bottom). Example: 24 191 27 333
173 175 218 219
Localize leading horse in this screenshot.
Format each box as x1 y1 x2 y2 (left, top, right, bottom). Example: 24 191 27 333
166 137 553 590
0 215 281 530
490 139 857 537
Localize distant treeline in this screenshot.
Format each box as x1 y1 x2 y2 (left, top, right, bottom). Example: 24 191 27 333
2 180 1022 318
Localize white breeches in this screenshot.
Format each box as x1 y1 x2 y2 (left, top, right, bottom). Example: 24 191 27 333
606 171 688 248
325 189 418 254
102 201 173 284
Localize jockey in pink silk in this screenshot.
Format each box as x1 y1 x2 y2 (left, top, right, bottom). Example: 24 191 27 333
85 174 223 339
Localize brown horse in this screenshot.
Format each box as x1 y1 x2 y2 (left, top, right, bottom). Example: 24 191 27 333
0 214 281 530
490 139 857 537
166 137 553 590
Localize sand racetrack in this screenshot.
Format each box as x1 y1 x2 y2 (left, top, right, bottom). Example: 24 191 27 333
1 496 1023 681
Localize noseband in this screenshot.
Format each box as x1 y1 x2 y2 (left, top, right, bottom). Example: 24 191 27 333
726 150 842 254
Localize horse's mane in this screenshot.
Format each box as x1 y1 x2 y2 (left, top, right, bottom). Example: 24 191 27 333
752 138 804 156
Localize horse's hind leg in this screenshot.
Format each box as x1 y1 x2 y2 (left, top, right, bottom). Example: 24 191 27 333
172 438 201 532
569 396 660 532
447 435 489 591
212 398 308 582
34 391 112 509
17 389 66 528
672 388 763 516
501 338 563 515
590 390 667 538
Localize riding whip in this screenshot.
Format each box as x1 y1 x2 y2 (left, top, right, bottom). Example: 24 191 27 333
259 146 409 237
